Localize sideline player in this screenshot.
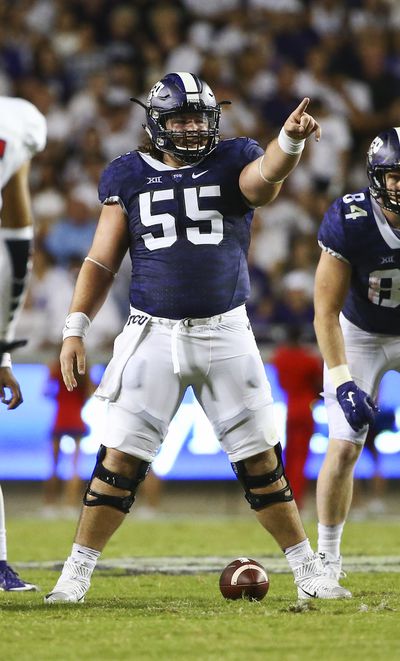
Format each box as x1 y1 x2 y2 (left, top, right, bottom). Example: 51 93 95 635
272 325 322 509
0 96 47 590
314 127 400 581
45 72 350 604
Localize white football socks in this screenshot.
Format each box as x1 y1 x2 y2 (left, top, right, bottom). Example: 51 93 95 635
318 522 345 559
70 543 101 570
284 538 314 571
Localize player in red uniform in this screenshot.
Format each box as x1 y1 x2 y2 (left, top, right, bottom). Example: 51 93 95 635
43 356 94 515
272 326 322 509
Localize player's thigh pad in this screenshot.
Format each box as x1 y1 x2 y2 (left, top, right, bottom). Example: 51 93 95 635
100 326 185 461
324 393 368 445
195 325 280 462
324 315 388 444
218 401 280 462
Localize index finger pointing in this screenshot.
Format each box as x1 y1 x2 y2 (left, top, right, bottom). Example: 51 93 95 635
293 97 310 118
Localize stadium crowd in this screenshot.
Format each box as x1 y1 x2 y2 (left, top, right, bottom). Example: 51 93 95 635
3 0 400 354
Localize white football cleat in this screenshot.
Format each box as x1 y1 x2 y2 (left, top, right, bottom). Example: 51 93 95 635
294 553 352 600
319 552 346 581
44 558 92 604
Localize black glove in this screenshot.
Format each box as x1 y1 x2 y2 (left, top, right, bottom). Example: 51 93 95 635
336 381 378 432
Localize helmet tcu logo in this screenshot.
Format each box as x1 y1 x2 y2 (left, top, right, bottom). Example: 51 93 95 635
148 81 164 100
369 136 383 155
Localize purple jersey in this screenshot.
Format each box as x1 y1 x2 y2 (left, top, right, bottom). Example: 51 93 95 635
98 138 264 318
318 187 400 334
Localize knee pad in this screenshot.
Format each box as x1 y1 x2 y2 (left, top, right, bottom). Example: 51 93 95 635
84 445 151 513
231 443 293 511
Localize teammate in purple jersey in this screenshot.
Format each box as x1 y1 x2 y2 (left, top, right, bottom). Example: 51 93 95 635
314 127 400 584
45 72 350 604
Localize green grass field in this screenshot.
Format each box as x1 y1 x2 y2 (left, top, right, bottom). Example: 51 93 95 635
1 518 399 661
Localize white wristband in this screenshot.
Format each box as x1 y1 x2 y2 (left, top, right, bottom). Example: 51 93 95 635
329 364 352 389
278 127 306 155
0 352 12 368
62 312 91 340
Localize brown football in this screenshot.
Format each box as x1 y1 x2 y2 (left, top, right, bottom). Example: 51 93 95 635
219 557 269 601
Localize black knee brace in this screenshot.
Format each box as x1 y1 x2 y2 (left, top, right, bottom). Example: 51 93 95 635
4 234 32 326
84 445 151 513
231 443 293 511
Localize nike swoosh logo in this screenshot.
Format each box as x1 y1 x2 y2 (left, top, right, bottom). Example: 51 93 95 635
192 170 208 179
299 589 317 598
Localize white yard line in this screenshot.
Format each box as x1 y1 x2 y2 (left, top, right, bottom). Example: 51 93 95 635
14 555 400 574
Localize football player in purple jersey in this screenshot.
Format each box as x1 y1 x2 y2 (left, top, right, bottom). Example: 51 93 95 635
45 72 350 604
314 127 400 583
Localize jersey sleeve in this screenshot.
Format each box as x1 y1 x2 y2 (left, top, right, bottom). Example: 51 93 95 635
238 138 264 168
226 138 265 210
22 100 47 156
98 159 127 212
317 197 352 263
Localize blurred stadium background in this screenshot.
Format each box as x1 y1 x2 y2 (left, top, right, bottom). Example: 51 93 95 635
1 0 400 517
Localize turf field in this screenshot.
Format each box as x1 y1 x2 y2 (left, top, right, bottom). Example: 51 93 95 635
1 518 399 661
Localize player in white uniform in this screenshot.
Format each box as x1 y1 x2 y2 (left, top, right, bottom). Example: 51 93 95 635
0 97 47 591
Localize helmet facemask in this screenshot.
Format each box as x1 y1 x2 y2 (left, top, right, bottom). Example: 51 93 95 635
146 107 221 165
368 164 400 215
131 72 228 166
367 128 400 215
